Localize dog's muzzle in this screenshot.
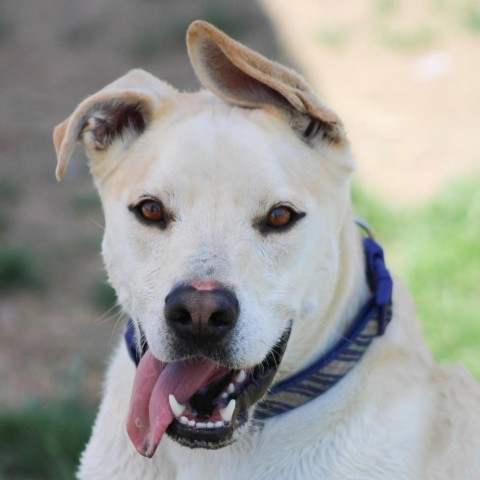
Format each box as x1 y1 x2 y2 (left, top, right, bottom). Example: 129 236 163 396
126 282 292 456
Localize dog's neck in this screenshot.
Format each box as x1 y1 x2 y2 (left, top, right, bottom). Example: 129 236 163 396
275 215 371 381
315 216 374 355
251 216 393 420
255 221 393 419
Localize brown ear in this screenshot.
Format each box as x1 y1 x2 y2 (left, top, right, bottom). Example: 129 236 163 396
186 20 344 144
53 69 175 181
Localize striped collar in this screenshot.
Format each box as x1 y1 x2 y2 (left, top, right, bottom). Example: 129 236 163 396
124 231 393 421
255 235 393 419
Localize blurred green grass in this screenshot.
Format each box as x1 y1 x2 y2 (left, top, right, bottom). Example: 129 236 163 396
0 399 94 480
353 173 480 378
0 245 46 291
0 174 478 479
0 182 47 292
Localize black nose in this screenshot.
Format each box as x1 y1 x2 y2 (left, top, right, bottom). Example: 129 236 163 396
164 285 239 342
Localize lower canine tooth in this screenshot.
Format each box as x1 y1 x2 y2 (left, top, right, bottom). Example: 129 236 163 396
235 370 246 383
168 394 186 418
219 399 236 422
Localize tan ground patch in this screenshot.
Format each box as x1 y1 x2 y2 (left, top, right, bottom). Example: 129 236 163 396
261 0 480 203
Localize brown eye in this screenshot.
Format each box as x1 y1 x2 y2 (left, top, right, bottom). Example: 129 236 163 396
129 197 171 228
139 200 164 222
267 206 293 228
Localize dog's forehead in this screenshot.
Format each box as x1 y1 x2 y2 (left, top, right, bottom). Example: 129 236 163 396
126 97 312 201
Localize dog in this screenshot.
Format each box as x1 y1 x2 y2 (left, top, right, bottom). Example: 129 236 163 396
53 20 480 480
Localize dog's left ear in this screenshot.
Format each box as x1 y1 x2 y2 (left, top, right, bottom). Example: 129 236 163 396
53 69 175 181
187 20 345 144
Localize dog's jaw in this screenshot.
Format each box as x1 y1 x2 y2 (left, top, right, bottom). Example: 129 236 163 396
126 325 292 454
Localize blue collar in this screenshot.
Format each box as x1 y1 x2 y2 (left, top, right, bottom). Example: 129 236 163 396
124 232 393 420
255 235 392 419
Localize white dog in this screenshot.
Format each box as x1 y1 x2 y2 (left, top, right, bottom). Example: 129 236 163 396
53 21 480 480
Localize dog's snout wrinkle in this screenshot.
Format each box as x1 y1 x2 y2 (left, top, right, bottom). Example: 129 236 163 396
165 285 239 342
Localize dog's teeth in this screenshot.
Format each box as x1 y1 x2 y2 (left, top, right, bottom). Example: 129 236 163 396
179 416 188 425
219 399 236 422
188 420 196 427
168 394 186 418
196 422 207 429
215 421 224 428
235 369 246 383
206 422 215 429
227 383 235 394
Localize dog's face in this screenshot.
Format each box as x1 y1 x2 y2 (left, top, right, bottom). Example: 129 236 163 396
101 98 348 366
54 22 354 456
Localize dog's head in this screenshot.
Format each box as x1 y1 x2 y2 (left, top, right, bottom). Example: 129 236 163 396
54 21 355 455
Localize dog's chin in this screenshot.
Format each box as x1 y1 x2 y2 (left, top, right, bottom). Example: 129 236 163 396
166 417 243 450
165 325 292 450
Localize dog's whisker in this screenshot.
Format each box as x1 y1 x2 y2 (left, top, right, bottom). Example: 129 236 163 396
94 302 123 326
107 310 128 349
86 216 105 232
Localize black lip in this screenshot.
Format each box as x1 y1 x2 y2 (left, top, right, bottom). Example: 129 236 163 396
166 324 292 449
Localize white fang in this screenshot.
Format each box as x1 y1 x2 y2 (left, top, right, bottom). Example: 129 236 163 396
168 394 186 418
219 399 236 422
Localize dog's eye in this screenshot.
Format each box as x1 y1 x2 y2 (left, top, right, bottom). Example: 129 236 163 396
140 200 164 222
267 206 294 228
130 198 167 226
259 204 305 234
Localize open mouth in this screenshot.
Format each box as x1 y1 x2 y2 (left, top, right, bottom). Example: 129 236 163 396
126 325 291 456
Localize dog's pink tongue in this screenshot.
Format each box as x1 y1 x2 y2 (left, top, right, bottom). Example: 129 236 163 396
126 350 222 457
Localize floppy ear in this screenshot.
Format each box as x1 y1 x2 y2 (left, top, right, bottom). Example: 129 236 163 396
53 69 176 181
186 20 345 144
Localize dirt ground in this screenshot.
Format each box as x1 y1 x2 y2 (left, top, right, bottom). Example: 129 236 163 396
0 0 478 408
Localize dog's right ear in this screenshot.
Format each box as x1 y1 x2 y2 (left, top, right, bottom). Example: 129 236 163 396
187 21 345 146
53 69 175 181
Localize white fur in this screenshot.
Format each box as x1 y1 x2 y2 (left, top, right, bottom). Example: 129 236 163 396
53 25 480 480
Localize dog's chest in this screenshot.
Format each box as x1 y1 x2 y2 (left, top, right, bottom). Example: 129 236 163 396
162 405 420 480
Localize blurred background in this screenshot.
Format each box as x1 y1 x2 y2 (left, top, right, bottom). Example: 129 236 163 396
0 0 478 477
